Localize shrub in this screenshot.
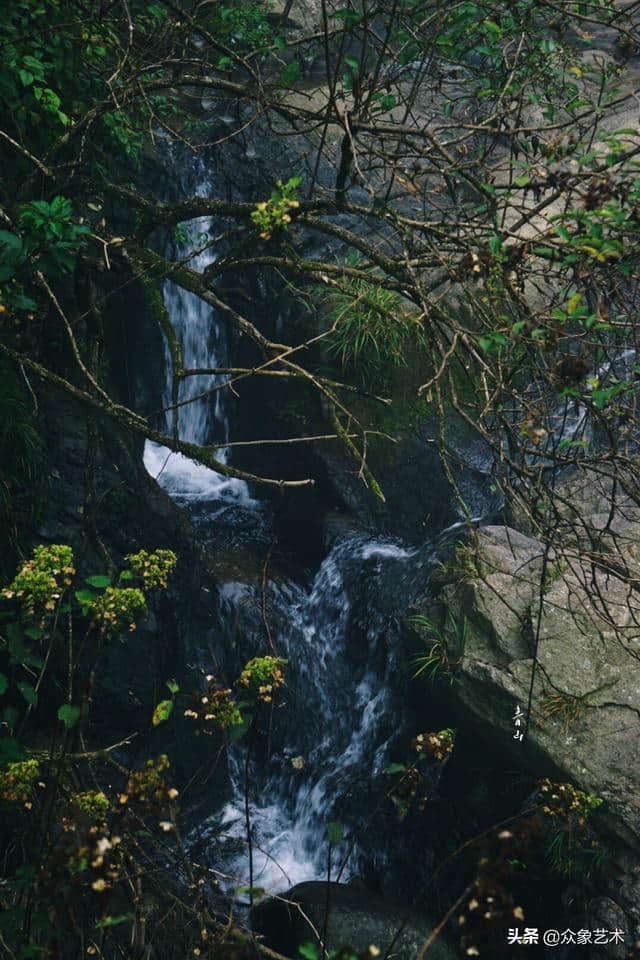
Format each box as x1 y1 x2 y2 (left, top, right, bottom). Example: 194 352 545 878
125 548 177 589
237 655 286 703
251 176 301 239
2 544 75 613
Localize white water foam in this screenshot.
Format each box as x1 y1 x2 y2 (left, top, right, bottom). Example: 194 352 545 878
144 440 253 503
360 541 417 560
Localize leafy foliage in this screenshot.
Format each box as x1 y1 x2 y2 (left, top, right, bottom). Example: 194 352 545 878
2 544 75 614
125 548 177 589
0 544 184 956
211 1 276 54
183 674 244 733
0 0 637 952
384 727 456 822
251 175 301 239
237 655 286 703
539 779 604 878
408 611 467 684
315 257 426 387
0 758 39 804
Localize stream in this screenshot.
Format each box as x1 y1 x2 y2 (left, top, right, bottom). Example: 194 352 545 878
138 150 630 904
141 158 483 900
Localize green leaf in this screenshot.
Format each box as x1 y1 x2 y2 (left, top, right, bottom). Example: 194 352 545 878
235 886 266 897
152 699 173 727
0 674 8 697
17 682 37 707
478 333 506 353
330 8 363 25
18 69 34 87
166 679 179 694
75 589 95 607
592 383 626 410
514 174 530 187
483 19 501 36
299 945 320 960
10 292 37 311
118 569 133 582
281 62 299 86
14 864 37 888
22 55 45 78
57 704 81 729
345 55 359 73
96 913 134 929
327 820 343 845
558 437 588 450
0 231 23 258
383 762 406 775
85 574 110 588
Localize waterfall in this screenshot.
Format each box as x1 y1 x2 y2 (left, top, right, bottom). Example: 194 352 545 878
190 533 448 897
142 155 476 901
143 157 252 504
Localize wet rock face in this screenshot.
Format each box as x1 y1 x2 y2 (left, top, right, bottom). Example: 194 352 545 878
409 517 640 940
431 523 640 845
251 880 458 960
312 434 455 542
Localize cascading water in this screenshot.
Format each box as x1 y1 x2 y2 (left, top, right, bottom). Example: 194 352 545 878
212 535 435 894
142 157 480 901
143 154 252 505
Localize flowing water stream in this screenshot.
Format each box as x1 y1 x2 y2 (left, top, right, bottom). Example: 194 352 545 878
143 157 252 506
142 160 469 899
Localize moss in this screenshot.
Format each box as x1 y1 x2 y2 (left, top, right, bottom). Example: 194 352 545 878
543 559 569 589
130 259 182 376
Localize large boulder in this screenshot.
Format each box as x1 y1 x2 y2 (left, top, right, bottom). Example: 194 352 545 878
431 524 640 842
412 519 640 937
251 881 458 960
